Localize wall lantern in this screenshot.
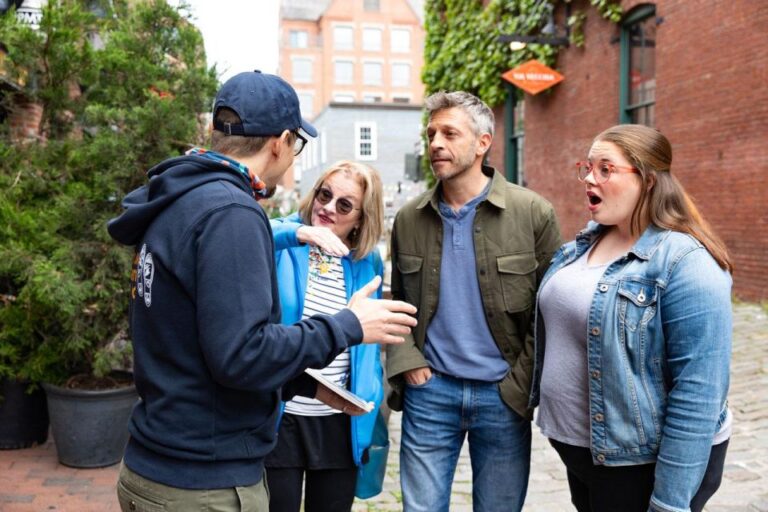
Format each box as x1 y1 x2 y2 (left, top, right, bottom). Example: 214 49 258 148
498 2 571 51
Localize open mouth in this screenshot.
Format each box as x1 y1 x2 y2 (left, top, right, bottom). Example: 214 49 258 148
587 191 602 206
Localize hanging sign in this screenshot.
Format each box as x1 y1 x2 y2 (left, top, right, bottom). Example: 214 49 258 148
502 59 564 95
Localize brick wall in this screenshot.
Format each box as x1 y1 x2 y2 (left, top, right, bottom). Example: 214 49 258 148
498 0 768 300
8 97 43 143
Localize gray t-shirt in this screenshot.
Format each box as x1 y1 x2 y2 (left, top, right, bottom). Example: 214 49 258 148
536 248 608 447
536 247 732 447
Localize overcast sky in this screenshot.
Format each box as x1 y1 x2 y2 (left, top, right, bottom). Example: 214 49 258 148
170 0 281 82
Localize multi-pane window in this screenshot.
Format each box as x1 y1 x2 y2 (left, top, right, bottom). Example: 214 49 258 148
363 94 383 103
334 26 354 50
292 58 312 83
620 5 656 126
391 28 410 52
289 30 308 48
355 122 377 160
391 63 411 87
334 60 354 84
364 0 380 12
363 62 382 85
363 28 382 51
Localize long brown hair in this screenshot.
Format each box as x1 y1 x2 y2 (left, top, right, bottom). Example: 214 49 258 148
595 124 732 271
297 161 384 260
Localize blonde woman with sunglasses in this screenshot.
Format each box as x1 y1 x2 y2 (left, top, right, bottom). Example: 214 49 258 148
265 161 387 512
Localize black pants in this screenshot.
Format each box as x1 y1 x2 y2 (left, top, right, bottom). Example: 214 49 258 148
550 439 729 512
266 413 357 512
266 467 357 512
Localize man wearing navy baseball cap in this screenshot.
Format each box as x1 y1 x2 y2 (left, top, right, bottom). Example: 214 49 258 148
108 71 417 511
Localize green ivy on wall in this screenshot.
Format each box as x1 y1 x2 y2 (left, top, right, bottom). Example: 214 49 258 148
417 0 621 184
422 0 622 107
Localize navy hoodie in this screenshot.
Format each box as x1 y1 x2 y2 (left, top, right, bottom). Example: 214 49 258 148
108 155 363 489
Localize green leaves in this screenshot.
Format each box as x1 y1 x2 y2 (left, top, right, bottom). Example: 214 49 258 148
419 0 622 185
423 0 622 108
0 0 218 384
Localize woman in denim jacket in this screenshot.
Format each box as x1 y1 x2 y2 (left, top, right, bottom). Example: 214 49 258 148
530 125 732 512
265 161 387 511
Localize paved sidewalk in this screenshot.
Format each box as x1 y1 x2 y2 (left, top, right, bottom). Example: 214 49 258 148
1 303 766 511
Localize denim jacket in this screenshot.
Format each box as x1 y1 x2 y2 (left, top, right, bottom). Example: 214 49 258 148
530 222 732 512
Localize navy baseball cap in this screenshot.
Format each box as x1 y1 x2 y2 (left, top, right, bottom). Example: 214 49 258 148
212 70 317 138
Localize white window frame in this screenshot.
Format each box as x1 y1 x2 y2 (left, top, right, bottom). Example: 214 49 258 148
296 90 314 118
391 61 412 87
390 27 412 53
362 60 383 86
333 59 354 85
291 57 313 84
333 24 354 51
362 26 383 51
332 93 356 103
289 29 308 48
354 122 377 161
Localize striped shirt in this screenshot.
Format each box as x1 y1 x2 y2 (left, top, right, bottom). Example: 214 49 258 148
284 246 351 416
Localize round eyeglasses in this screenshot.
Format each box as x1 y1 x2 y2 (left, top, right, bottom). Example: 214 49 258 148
575 161 639 184
315 187 361 215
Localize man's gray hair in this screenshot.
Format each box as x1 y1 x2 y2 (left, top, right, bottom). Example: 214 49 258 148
425 91 495 138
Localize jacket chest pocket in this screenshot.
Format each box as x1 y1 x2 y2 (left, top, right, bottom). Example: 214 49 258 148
497 253 538 313
396 253 423 305
617 280 659 331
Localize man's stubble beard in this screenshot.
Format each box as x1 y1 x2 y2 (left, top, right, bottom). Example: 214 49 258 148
431 148 477 183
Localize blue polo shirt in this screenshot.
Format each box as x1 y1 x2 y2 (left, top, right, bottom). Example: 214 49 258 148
423 182 508 382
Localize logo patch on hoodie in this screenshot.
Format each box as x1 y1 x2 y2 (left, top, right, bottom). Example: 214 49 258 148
136 244 154 308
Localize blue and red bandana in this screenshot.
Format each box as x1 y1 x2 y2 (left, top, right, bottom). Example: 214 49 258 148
186 147 268 199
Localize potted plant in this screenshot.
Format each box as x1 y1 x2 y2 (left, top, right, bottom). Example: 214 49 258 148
0 0 217 466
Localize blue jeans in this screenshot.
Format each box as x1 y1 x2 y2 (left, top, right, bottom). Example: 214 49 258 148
400 372 531 512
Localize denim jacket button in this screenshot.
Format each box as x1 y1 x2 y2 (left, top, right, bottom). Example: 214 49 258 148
637 290 646 303
591 370 600 379
599 284 608 292
591 327 600 336
596 454 606 463
594 413 604 422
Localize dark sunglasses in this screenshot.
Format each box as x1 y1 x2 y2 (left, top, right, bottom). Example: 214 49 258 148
315 187 360 215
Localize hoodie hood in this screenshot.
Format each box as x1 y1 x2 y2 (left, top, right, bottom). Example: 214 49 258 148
108 155 251 246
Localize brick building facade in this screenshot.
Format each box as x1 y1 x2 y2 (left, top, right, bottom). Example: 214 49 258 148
487 0 767 300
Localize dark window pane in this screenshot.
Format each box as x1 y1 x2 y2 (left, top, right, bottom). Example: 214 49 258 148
629 16 656 108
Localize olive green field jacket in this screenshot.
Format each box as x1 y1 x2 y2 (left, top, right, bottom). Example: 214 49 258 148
386 166 562 420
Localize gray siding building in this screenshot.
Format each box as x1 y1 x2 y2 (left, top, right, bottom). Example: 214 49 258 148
296 101 426 220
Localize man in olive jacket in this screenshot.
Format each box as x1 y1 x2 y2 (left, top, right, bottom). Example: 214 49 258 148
387 91 562 511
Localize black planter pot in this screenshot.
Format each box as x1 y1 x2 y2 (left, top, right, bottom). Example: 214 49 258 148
43 381 138 468
0 378 49 449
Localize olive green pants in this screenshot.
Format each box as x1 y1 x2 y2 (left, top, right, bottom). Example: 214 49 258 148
117 463 269 512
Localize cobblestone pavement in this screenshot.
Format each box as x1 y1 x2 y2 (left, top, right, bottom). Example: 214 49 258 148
1 304 766 511
354 303 768 512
